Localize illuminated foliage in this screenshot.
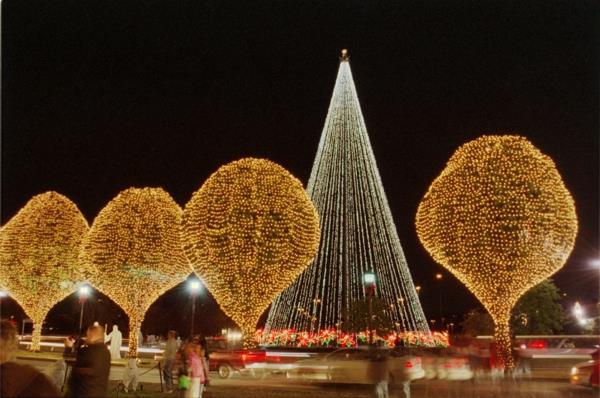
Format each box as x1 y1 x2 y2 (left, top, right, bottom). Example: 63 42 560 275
80 187 190 356
266 53 429 334
416 135 578 368
0 192 89 351
257 328 448 348
182 158 320 346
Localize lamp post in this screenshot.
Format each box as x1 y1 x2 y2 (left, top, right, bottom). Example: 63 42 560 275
415 285 421 295
435 273 443 326
362 271 376 345
78 285 91 333
0 291 7 322
189 279 201 338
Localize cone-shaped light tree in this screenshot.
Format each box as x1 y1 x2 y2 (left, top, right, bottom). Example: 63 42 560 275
79 187 190 356
0 192 90 351
416 135 577 369
182 158 320 347
266 51 429 334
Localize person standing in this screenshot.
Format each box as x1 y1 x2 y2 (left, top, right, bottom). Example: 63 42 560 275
185 342 207 398
163 330 178 393
0 320 59 398
194 334 210 387
121 356 139 393
104 325 122 360
367 348 390 398
67 324 111 398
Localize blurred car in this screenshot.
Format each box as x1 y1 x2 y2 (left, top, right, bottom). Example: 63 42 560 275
516 337 598 359
244 351 316 378
209 349 266 378
413 348 473 380
285 347 425 384
570 349 599 389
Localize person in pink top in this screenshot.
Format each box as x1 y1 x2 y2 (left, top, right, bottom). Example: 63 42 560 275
185 343 207 398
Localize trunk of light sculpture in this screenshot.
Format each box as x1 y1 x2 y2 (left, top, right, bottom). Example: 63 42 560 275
29 315 44 352
492 311 515 370
241 323 257 349
128 317 141 357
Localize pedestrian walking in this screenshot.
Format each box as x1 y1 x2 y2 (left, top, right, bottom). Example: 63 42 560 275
66 324 111 398
194 334 210 387
121 357 139 393
163 330 178 393
185 342 208 398
0 320 60 398
367 348 390 398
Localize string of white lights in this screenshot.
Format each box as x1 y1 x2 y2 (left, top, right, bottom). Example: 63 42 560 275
266 54 429 334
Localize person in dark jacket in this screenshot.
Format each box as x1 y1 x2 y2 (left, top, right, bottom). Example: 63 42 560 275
0 320 60 398
67 324 111 398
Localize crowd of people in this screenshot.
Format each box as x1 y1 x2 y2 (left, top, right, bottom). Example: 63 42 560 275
0 320 209 398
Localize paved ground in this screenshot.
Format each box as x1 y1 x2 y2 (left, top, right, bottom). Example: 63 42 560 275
16 354 596 398
105 378 597 398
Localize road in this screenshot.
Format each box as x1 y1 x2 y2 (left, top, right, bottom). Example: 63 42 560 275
17 356 595 398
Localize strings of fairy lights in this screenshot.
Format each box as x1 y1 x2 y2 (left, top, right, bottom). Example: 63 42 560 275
79 188 191 356
0 192 90 351
182 158 320 347
415 135 578 368
3 56 578 362
266 54 429 334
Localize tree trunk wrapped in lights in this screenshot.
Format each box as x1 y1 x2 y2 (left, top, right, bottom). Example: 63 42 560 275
182 158 320 348
416 135 578 369
79 187 191 357
0 192 90 351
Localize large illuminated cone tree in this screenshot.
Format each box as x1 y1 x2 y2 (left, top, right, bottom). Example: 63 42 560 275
79 188 190 356
182 158 320 347
416 135 578 369
266 52 429 334
0 192 89 351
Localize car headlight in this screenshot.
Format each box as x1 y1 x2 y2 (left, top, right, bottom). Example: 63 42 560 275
570 367 578 376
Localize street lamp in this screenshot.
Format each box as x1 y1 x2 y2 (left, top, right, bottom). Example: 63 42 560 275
78 285 91 333
435 273 443 326
415 285 421 295
362 271 376 345
0 291 7 323
189 279 201 337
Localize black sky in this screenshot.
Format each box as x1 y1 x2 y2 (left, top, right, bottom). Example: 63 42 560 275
2 0 599 330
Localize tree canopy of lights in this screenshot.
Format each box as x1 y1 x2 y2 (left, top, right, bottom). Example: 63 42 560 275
182 158 320 347
266 51 429 336
415 135 578 369
0 192 90 351
79 187 190 356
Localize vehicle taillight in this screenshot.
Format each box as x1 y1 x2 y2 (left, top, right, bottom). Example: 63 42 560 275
241 354 247 361
528 341 546 349
404 361 414 368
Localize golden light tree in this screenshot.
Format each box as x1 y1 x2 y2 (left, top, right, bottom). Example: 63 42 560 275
182 158 320 346
0 192 90 351
416 135 578 369
79 187 190 356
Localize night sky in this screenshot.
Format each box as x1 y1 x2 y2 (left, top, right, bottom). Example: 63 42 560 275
2 1 598 335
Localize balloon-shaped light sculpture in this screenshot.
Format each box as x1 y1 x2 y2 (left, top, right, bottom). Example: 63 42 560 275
0 192 89 351
183 158 320 347
416 135 577 368
79 187 190 356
